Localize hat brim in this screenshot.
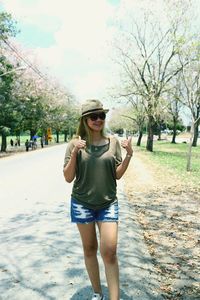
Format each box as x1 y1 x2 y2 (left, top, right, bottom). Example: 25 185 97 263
81 109 109 118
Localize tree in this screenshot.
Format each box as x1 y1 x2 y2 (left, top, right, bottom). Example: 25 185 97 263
165 75 184 143
12 64 74 142
40 82 77 143
114 18 185 151
113 1 192 151
178 40 200 171
120 96 146 146
0 11 77 150
108 106 138 136
62 105 80 141
12 73 48 139
0 12 18 151
0 56 18 151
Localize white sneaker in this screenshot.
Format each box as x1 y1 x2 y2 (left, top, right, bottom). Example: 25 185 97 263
91 293 105 300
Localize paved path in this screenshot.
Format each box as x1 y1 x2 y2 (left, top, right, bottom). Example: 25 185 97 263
0 144 163 299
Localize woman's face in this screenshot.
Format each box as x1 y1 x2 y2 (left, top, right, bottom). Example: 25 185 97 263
86 112 106 132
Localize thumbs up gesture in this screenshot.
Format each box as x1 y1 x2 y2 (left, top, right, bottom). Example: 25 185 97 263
73 136 86 153
121 136 133 156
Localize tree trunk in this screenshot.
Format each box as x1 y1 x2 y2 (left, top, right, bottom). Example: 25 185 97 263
171 117 177 144
136 131 143 146
157 131 161 140
56 131 59 143
64 131 67 142
157 123 162 141
192 105 200 146
1 133 7 152
171 131 177 143
186 121 194 171
146 115 154 152
192 121 199 147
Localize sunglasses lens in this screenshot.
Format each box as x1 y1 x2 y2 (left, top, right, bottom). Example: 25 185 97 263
99 112 106 120
89 112 106 121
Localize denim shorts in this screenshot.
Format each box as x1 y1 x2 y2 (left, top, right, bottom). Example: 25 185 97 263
70 198 119 224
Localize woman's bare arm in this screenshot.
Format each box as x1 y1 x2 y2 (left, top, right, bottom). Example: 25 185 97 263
116 137 133 179
63 138 86 183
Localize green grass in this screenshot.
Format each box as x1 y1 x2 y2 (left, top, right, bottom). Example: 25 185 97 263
136 140 200 186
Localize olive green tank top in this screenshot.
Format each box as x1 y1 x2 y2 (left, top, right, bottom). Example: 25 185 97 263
63 136 122 209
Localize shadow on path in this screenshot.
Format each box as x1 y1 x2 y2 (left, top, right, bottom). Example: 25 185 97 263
0 181 163 299
70 285 131 300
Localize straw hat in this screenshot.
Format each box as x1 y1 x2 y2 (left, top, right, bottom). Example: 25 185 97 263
81 99 109 117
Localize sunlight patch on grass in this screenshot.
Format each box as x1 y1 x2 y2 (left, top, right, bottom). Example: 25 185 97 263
135 140 200 186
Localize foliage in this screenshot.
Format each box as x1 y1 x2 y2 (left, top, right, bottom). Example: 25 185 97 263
166 120 185 131
0 10 80 151
0 12 18 42
0 56 19 150
0 12 19 151
108 106 137 133
0 126 10 136
0 56 78 149
61 105 79 138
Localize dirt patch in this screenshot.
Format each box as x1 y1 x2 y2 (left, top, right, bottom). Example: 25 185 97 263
123 150 200 299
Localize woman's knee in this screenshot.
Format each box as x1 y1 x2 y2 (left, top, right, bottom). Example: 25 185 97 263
100 245 117 264
83 243 98 257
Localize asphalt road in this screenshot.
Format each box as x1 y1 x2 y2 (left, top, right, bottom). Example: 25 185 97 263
0 144 163 300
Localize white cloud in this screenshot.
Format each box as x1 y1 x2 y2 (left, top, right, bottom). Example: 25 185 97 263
5 0 198 103
74 71 109 100
1 0 118 101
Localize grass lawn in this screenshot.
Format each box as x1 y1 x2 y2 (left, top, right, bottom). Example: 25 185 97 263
136 139 200 187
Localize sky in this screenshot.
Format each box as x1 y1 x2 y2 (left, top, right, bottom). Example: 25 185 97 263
0 0 200 109
0 0 122 105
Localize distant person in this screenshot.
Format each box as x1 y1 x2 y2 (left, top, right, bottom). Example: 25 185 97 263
63 99 133 300
29 140 33 150
10 139 14 147
33 138 37 150
40 137 44 148
25 139 29 152
45 135 48 145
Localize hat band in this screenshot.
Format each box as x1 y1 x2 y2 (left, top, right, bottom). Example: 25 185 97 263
82 108 104 116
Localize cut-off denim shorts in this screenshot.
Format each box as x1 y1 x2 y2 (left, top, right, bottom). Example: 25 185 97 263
70 197 119 224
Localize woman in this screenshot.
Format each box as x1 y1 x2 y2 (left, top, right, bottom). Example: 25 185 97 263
63 99 133 300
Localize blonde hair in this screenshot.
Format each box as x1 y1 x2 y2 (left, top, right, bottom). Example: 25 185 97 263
76 116 106 145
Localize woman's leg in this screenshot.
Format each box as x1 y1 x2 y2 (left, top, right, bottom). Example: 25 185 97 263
98 222 119 300
77 223 102 294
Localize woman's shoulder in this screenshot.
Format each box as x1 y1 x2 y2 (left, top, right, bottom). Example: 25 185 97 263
107 135 121 151
69 137 78 143
108 135 120 144
66 137 79 148
108 135 122 159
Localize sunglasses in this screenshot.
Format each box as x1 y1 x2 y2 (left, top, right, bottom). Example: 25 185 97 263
88 112 106 121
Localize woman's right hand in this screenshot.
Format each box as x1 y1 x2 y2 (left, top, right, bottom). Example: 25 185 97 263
73 137 86 153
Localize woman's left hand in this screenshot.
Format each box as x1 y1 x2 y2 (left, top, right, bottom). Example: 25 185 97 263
121 136 133 156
